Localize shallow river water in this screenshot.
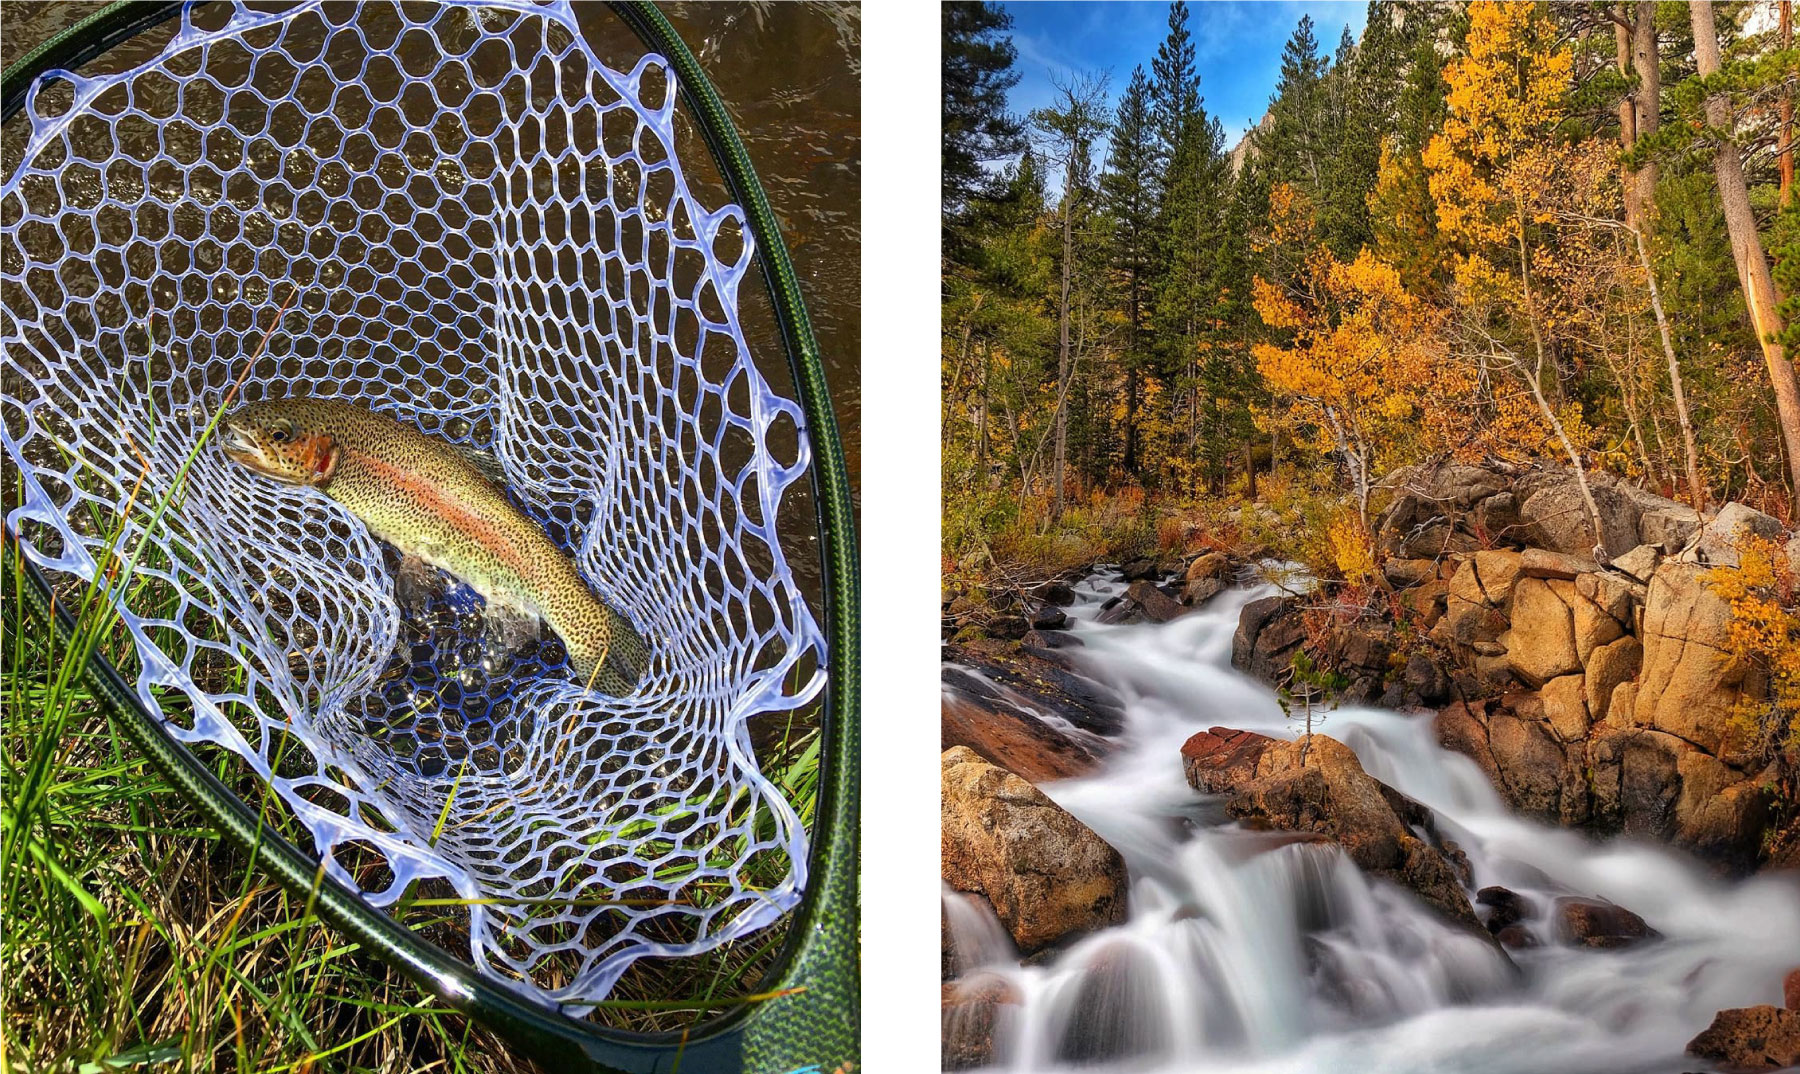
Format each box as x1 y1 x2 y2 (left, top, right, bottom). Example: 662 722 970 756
946 575 1800 1074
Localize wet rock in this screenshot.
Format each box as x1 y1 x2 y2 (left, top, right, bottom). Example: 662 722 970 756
1097 580 1190 625
1182 575 1224 608
1128 579 1188 623
1635 562 1765 761
1185 551 1229 583
1183 731 1484 933
1689 502 1785 568
1404 651 1452 706
1476 886 1537 934
943 975 1020 1071
1500 578 1581 685
1021 629 1081 654
1119 557 1159 582
1053 942 1170 1066
1686 1005 1800 1072
1181 727 1277 792
1553 895 1659 949
1584 635 1641 726
1025 602 1068 631
1494 924 1538 949
942 642 1125 781
1435 695 1583 825
1233 595 1307 684
1611 543 1662 583
942 747 1129 953
1040 581 1078 606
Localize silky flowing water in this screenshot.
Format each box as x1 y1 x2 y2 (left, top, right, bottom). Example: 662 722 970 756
945 574 1800 1073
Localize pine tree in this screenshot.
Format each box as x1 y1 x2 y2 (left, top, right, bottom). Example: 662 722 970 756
1101 67 1158 474
1256 16 1331 193
943 2 1027 217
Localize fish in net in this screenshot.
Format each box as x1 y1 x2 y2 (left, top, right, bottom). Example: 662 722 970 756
0 0 823 1009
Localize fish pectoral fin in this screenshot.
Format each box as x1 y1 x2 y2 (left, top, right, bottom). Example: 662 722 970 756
482 603 541 653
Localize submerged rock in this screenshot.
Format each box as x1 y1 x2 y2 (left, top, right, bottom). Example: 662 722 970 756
1686 1005 1800 1072
942 747 1129 954
942 975 1020 1071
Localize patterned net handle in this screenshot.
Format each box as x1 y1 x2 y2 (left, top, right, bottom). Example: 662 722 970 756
1 4 856 1065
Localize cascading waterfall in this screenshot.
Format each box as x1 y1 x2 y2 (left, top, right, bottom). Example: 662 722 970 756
943 575 1800 1074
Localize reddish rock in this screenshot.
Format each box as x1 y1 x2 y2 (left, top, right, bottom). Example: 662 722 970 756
1181 727 1277 793
1786 968 1800 1012
941 643 1125 783
1686 1005 1800 1073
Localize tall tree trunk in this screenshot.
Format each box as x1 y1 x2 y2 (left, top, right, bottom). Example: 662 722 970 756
1124 272 1141 474
1784 0 1794 207
1053 161 1074 523
1629 223 1707 508
1631 1 1660 220
1691 0 1800 495
1616 9 1642 228
977 340 990 484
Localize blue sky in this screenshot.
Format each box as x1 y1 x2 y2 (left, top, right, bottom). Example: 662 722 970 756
1001 1 1369 173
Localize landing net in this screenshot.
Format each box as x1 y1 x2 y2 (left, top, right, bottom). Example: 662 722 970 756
0 0 822 1008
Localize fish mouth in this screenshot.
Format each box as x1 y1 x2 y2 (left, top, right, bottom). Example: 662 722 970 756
219 424 259 464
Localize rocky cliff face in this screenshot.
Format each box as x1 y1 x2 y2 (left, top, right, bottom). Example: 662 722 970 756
1232 461 1793 874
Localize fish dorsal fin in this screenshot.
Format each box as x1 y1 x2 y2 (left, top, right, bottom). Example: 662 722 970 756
458 443 510 488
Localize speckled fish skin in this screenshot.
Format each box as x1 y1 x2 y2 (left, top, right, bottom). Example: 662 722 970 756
219 396 648 695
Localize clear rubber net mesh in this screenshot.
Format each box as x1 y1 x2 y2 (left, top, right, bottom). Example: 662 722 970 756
0 0 822 1007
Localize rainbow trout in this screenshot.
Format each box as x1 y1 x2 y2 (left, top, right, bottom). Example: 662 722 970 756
220 397 648 695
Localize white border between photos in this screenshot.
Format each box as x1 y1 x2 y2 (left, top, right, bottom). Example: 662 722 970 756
858 0 942 1069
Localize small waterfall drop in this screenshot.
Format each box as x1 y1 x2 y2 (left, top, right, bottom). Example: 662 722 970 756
946 575 1800 1073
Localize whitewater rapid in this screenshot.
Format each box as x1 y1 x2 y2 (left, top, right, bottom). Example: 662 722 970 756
944 574 1800 1074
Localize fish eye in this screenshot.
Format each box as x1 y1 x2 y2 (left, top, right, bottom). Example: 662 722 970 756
269 423 291 443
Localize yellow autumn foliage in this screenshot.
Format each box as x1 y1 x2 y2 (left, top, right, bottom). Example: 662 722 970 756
1706 535 1800 751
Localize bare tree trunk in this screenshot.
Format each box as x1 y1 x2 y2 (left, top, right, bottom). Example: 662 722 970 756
1053 166 1074 523
1616 9 1642 228
1691 0 1800 495
1784 0 1794 207
1629 223 1707 508
977 340 990 485
1631 1 1660 220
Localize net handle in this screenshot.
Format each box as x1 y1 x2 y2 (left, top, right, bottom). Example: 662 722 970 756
0 2 861 1071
